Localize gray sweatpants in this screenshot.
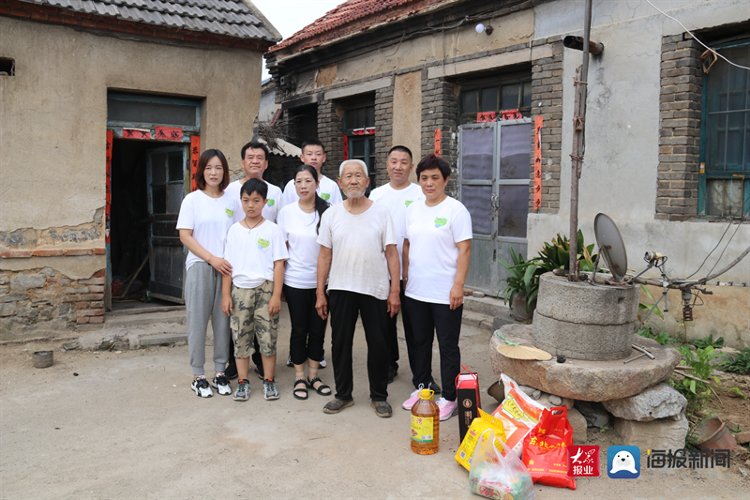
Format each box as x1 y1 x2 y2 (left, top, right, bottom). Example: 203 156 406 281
185 262 230 376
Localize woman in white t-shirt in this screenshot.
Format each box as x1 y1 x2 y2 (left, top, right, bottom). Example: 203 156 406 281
276 165 332 400
401 154 472 421
176 149 234 399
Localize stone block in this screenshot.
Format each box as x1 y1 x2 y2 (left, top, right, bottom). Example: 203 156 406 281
533 313 634 360
735 431 750 445
10 274 46 291
575 401 611 429
568 408 588 444
603 384 687 421
614 413 689 450
490 324 681 401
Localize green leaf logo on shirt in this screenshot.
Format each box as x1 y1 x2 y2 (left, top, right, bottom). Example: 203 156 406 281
434 217 448 228
321 193 331 201
404 200 414 207
225 208 234 217
267 199 275 206
257 238 270 249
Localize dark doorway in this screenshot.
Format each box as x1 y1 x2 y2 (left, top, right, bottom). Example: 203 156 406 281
110 139 187 308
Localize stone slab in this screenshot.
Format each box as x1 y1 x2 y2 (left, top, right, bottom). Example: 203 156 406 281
575 401 611 429
533 312 634 360
603 383 687 421
490 324 681 401
614 413 689 450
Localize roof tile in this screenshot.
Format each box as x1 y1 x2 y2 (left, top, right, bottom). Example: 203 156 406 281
19 0 280 43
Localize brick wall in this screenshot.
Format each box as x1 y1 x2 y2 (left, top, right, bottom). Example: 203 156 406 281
420 76 459 195
373 86 394 187
317 99 344 180
531 39 564 213
0 267 105 335
656 35 702 221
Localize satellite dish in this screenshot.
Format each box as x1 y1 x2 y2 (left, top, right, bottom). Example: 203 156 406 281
594 213 628 282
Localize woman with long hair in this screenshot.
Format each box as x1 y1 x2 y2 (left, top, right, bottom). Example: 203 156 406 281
176 149 234 398
276 165 332 400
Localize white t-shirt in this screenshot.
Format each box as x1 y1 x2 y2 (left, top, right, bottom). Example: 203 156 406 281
223 220 288 289
280 174 342 208
369 182 423 279
276 202 323 289
175 190 235 270
225 179 283 223
405 196 473 304
317 203 396 300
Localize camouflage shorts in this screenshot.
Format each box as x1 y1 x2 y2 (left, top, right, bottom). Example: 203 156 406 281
230 280 279 357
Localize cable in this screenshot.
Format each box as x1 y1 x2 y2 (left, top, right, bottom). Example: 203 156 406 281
645 0 750 71
703 212 746 278
683 217 733 279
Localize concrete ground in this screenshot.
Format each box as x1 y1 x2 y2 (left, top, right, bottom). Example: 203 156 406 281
1 307 747 499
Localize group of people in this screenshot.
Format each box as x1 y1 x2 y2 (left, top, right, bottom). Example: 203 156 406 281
176 138 472 421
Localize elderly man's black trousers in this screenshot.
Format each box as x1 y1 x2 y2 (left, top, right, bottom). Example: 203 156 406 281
328 290 389 402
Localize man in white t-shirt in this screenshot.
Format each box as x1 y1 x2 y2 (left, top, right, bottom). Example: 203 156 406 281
223 141 282 380
225 141 283 223
280 139 343 208
315 159 400 418
369 145 437 390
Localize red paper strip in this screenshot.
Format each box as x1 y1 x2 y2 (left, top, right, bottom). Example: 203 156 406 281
105 129 114 243
434 128 441 156
190 135 200 192
122 128 152 140
342 135 349 160
533 115 544 212
476 111 497 123
154 126 183 142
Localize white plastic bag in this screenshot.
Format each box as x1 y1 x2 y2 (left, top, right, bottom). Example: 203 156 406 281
469 428 535 500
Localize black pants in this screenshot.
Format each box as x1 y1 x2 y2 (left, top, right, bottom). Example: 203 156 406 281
384 280 410 371
328 290 389 402
284 284 326 365
405 296 462 401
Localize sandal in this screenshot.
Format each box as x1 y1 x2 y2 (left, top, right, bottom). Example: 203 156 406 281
308 376 332 396
293 378 308 400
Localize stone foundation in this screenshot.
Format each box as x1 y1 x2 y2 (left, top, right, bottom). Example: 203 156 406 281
0 267 105 336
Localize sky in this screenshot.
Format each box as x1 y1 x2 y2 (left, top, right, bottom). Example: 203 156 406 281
253 0 348 80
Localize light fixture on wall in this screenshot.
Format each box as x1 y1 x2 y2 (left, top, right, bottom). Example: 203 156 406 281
475 22 493 35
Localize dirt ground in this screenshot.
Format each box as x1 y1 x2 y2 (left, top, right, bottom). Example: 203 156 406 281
1 309 748 499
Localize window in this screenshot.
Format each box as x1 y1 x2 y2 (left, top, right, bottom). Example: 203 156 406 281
459 75 532 125
342 98 375 189
700 40 750 217
107 93 201 132
0 57 14 76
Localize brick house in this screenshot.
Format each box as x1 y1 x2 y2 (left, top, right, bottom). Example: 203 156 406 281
0 0 279 336
265 0 749 347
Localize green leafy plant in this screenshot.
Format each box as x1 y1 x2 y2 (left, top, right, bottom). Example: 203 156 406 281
728 386 747 399
637 326 675 345
692 334 725 349
537 230 597 275
638 284 665 322
501 247 542 316
720 347 750 375
672 345 720 404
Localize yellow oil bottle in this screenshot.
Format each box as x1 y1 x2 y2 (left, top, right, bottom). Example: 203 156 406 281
410 388 439 455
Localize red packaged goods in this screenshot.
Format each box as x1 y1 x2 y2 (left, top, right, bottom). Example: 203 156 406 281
522 406 576 490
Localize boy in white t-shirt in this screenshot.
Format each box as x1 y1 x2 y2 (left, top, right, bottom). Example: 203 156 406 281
221 179 288 401
280 139 343 208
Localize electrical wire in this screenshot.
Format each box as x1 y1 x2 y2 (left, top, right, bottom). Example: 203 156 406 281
703 211 746 278
645 0 750 71
683 217 733 279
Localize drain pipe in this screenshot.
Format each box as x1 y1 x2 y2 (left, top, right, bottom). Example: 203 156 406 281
568 0 593 281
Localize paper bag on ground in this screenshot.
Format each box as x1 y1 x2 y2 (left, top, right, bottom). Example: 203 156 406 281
491 374 546 455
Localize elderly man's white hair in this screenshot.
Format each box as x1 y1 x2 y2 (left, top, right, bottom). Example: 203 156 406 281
338 159 369 177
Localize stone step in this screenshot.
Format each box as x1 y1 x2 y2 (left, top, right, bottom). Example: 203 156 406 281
463 294 508 317
106 309 185 328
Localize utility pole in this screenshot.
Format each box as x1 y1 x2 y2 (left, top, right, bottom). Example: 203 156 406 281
568 0 594 281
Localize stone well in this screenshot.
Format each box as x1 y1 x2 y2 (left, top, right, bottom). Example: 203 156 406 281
532 273 639 360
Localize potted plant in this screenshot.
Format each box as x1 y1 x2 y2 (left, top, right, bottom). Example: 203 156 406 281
501 248 541 323
537 230 597 276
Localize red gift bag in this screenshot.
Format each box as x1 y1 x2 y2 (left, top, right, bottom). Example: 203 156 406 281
522 406 576 490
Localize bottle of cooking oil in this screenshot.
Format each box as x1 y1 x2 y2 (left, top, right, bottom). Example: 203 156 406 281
410 388 439 455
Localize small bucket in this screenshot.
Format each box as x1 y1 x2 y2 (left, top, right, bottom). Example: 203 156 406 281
33 350 54 369
694 416 737 451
